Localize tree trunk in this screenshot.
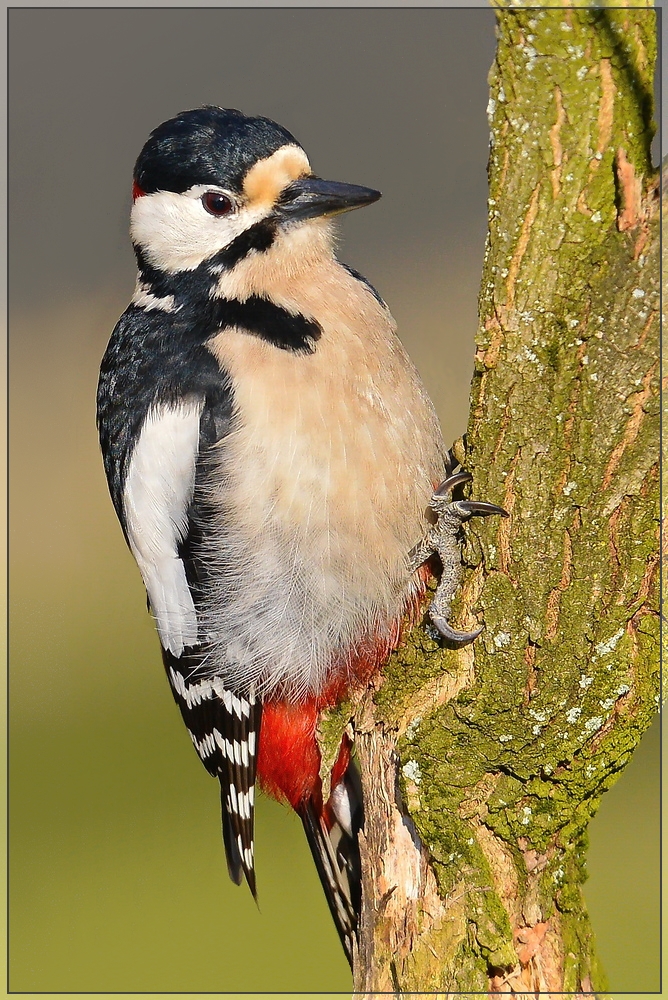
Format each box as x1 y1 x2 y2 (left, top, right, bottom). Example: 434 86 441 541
317 5 660 993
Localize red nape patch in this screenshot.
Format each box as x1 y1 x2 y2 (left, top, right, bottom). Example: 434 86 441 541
132 180 146 201
257 701 322 809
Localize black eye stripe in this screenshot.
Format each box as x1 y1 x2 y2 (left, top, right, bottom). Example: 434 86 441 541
202 191 234 217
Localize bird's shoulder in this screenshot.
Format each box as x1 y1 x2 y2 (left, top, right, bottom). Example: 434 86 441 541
97 300 234 514
338 261 388 311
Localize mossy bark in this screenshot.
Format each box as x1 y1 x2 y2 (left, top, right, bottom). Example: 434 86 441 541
317 6 660 994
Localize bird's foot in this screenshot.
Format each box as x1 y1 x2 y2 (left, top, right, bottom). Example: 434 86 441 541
409 468 508 643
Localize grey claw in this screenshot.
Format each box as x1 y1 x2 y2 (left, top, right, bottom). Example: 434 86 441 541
434 471 472 497
457 500 509 518
430 614 484 643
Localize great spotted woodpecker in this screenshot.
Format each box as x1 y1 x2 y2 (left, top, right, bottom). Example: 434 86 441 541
96 107 506 966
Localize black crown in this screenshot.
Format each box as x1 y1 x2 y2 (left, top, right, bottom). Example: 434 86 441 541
133 106 301 196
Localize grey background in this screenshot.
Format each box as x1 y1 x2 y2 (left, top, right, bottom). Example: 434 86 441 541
8 7 660 993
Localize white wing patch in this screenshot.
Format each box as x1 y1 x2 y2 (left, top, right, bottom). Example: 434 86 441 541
123 400 203 655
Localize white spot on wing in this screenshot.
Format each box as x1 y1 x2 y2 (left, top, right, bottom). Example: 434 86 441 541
236 790 251 819
211 678 229 701
169 668 217 709
189 729 216 758
213 729 227 757
124 401 203 655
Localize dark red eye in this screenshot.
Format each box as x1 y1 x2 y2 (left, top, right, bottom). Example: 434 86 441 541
202 191 234 217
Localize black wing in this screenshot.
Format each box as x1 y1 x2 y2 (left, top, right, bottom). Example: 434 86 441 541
161 379 262 897
97 302 260 893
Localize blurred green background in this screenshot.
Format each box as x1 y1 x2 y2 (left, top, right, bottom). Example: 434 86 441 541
9 8 659 993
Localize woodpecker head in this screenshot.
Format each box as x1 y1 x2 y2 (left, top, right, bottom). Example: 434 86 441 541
130 106 381 277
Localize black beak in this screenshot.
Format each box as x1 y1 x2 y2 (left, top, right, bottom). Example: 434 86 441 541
276 177 381 222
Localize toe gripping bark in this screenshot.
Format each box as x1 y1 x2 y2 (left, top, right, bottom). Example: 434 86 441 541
409 461 508 643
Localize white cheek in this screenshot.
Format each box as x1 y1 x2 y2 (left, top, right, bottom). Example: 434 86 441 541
130 190 268 273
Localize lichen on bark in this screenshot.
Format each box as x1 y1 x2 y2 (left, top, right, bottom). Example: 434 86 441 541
316 5 660 994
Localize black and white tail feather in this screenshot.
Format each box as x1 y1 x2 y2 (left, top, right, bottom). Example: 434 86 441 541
163 647 262 897
299 761 363 967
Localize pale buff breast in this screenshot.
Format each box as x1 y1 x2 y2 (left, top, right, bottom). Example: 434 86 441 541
200 247 446 699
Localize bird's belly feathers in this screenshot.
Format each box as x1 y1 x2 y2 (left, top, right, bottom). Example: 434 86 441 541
202 288 445 699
